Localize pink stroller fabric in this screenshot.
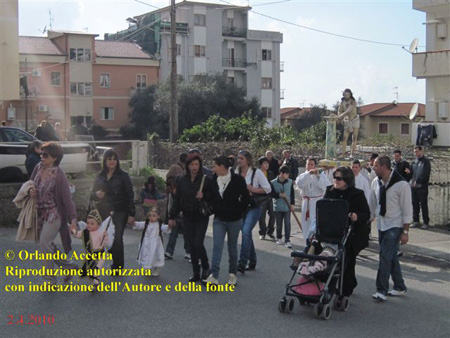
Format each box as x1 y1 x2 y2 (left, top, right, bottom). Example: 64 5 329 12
293 276 324 296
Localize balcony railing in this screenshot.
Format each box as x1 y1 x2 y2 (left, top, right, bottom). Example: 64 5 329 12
160 22 189 34
413 50 450 78
222 26 247 38
222 58 247 68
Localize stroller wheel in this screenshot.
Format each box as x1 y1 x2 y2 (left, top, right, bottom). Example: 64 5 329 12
333 296 342 310
286 298 295 313
341 296 350 312
313 304 322 319
321 304 331 320
278 297 287 313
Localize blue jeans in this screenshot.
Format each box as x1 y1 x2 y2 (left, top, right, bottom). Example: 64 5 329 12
376 227 406 295
210 218 242 278
275 211 291 242
239 207 262 268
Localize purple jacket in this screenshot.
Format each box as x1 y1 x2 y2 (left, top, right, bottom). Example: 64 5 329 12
31 163 76 253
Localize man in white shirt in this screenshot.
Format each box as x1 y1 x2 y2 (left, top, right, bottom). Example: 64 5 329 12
352 160 370 203
369 156 412 302
295 158 330 243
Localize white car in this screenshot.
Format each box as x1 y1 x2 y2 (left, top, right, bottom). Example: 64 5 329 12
0 127 89 179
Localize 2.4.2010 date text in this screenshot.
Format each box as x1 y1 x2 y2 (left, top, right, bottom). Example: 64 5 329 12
7 315 54 325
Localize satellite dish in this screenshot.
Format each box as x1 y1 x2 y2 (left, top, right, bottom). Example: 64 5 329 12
409 103 419 120
409 38 419 53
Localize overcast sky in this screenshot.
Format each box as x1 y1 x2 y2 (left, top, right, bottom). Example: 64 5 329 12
18 0 426 108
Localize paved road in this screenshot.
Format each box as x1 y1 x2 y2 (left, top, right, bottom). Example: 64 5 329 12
1 223 449 338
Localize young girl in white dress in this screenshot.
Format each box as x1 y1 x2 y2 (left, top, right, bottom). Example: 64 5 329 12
136 207 171 276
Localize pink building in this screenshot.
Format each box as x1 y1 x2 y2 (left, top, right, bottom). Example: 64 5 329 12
2 31 159 136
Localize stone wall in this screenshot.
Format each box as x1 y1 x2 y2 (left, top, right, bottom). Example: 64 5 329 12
0 177 169 227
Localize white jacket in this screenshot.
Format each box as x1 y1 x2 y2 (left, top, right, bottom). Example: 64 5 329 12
13 180 39 242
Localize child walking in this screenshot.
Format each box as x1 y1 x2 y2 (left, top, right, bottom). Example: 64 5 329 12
137 207 171 276
271 165 296 248
71 209 110 290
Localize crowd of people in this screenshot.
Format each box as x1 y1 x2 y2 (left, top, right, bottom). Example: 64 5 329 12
15 142 432 302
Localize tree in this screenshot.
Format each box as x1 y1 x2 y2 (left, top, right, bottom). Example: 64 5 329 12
290 104 329 132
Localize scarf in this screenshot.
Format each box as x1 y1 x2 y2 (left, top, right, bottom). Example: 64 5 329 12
378 170 404 217
217 170 232 198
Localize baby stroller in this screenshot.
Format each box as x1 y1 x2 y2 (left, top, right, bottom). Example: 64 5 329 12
278 198 352 320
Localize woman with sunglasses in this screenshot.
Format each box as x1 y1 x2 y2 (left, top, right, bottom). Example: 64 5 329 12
236 150 271 273
29 142 79 284
323 166 370 297
91 149 135 272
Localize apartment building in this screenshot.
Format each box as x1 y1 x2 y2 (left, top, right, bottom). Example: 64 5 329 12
412 0 450 146
3 31 159 135
105 1 283 126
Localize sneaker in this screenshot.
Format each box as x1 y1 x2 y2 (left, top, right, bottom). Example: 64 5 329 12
285 241 293 249
268 234 276 240
388 289 407 296
237 264 246 274
372 292 387 301
410 222 420 228
245 264 256 271
202 274 218 285
164 252 173 260
184 253 191 260
276 239 284 245
228 273 237 286
151 267 159 277
421 224 429 230
259 235 266 240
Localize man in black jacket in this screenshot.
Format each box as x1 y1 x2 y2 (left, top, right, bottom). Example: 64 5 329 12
392 150 411 181
281 149 299 181
408 146 431 229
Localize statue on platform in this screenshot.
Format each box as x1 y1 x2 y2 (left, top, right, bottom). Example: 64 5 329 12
336 88 359 157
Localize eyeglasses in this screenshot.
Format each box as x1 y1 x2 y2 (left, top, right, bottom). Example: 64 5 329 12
333 176 344 181
41 152 50 158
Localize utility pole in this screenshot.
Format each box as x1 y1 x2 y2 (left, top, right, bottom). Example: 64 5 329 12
25 58 28 132
169 0 179 142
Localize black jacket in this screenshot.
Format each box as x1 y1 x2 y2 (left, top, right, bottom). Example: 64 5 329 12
411 156 431 187
268 158 280 176
283 156 299 180
211 172 250 222
324 185 370 253
169 173 213 219
92 169 135 220
392 159 411 181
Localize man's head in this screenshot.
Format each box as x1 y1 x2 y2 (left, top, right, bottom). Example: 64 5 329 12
306 158 317 171
369 152 379 166
279 165 290 181
282 150 290 159
265 150 274 161
351 160 361 176
414 146 424 159
373 156 391 178
393 150 402 163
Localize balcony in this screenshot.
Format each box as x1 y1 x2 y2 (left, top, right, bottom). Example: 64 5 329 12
413 0 450 12
222 58 247 69
412 50 450 78
160 22 189 34
222 26 247 38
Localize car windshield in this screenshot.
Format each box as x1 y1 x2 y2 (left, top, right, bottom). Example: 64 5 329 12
1 129 35 142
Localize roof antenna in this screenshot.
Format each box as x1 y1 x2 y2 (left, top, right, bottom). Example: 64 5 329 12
49 10 54 30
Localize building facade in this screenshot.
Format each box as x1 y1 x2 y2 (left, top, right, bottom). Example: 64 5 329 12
412 0 450 146
2 31 159 135
105 1 283 127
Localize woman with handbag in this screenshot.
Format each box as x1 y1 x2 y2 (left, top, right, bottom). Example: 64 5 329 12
168 153 213 282
236 150 272 273
91 149 135 272
203 155 250 286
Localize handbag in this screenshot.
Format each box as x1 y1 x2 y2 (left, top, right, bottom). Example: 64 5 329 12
198 175 213 217
248 168 270 208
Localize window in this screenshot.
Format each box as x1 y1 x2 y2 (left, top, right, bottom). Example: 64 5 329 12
69 48 91 62
70 82 93 96
194 45 206 57
100 74 110 88
176 44 181 56
100 107 115 121
136 74 147 89
262 49 272 61
194 14 206 26
51 72 61 86
261 78 272 89
401 123 410 135
261 107 272 119
378 123 388 134
227 77 235 84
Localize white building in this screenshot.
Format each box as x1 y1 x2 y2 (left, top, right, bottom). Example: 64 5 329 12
412 0 450 146
106 1 283 127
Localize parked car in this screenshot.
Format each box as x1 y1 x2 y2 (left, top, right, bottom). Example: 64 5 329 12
0 127 90 181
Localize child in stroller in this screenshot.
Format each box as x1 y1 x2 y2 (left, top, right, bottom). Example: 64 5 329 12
278 198 352 320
